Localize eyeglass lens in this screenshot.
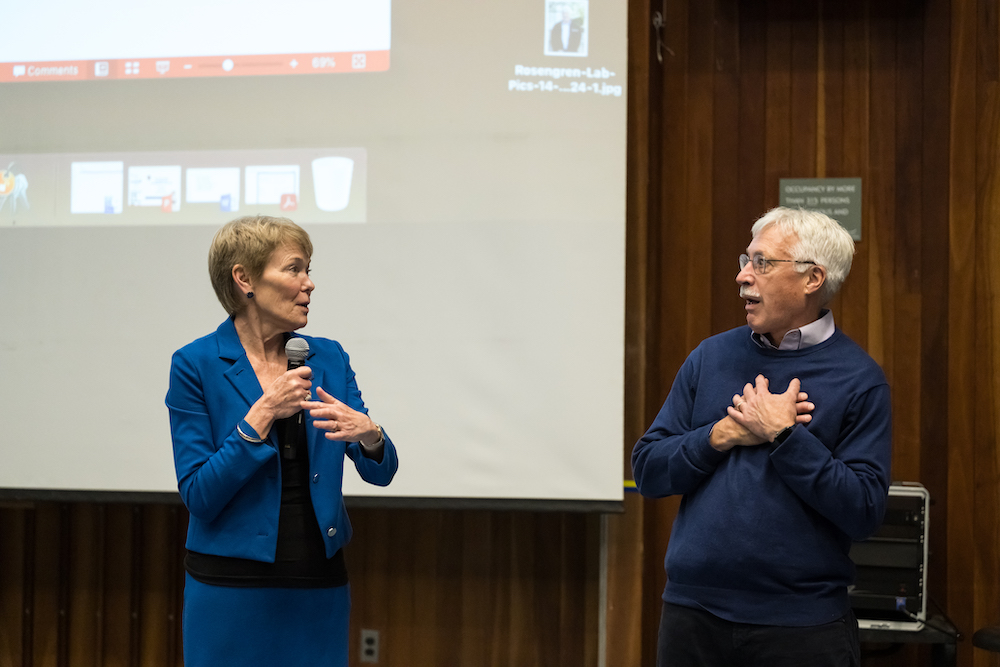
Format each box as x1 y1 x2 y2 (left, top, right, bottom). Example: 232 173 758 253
738 254 767 274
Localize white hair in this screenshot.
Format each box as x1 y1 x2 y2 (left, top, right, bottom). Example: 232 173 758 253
751 207 855 305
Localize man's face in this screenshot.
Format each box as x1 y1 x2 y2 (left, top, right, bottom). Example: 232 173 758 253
736 225 815 345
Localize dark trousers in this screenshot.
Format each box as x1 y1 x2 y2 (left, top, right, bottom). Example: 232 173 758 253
657 602 860 667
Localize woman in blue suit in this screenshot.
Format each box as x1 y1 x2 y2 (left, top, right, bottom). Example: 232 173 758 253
166 215 398 667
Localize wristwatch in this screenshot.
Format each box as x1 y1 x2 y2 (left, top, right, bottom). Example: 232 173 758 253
773 424 795 445
361 422 384 449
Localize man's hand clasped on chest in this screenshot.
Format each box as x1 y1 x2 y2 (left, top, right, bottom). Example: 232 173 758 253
710 375 814 452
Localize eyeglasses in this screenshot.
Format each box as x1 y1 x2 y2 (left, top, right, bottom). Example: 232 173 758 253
739 254 816 275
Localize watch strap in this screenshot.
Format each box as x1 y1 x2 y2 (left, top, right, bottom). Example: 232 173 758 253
773 424 795 445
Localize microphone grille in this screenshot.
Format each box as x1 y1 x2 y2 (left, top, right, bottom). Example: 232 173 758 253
285 337 310 365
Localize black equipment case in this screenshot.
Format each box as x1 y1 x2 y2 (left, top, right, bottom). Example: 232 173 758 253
848 482 930 631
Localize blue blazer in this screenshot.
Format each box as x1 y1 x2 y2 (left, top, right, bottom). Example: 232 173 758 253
166 318 397 562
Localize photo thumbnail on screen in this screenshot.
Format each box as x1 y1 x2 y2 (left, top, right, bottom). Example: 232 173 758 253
544 1 589 57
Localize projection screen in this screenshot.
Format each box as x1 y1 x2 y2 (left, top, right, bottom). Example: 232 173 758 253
0 0 627 509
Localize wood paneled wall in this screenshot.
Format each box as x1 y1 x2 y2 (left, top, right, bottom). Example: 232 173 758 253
0 503 605 667
0 503 186 667
4 1 1000 666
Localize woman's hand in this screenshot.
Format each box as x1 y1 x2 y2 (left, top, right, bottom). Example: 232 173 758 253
303 386 380 444
261 366 314 420
240 366 312 440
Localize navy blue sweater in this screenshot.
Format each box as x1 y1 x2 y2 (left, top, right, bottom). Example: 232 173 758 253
632 326 891 626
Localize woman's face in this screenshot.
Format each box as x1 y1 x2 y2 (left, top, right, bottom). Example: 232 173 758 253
251 243 314 332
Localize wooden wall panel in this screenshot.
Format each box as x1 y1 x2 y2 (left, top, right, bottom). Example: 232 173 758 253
0 505 605 667
735 1 769 248
947 0 979 659
0 507 25 667
789 4 820 178
918 0 952 622
970 0 1000 660
712 0 746 336
347 508 601 667
837 0 872 351
68 505 102 667
603 496 643 667
891 0 926 484
32 506 59 666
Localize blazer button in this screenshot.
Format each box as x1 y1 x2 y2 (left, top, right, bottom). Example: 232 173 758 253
312 473 320 483
327 527 337 537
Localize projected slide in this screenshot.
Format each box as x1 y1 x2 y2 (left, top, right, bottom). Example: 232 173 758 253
129 166 182 212
0 0 627 506
70 162 123 214
0 149 365 227
186 168 241 212
0 0 391 82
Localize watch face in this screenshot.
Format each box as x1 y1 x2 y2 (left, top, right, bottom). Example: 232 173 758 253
775 425 795 444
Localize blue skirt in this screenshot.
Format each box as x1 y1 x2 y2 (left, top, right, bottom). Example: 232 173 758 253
183 574 350 667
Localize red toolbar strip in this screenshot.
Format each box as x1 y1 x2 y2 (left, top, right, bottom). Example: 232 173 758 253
0 50 390 83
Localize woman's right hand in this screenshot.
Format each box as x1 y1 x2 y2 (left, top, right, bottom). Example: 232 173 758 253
262 366 314 420
241 366 312 440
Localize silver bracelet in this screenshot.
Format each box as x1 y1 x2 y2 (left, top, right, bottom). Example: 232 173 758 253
236 422 265 444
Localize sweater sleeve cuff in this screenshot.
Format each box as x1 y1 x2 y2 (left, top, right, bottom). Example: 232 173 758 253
689 423 730 471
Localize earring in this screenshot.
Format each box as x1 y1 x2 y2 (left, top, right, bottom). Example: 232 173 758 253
246 291 254 299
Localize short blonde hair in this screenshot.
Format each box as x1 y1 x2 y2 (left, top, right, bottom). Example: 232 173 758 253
751 207 855 305
208 215 313 315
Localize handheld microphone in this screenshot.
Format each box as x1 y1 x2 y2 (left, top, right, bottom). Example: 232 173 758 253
286 337 310 370
282 338 310 459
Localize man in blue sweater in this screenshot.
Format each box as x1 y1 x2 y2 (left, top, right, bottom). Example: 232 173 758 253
632 207 891 667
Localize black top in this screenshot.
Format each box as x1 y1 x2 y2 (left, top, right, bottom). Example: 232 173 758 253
185 413 349 588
